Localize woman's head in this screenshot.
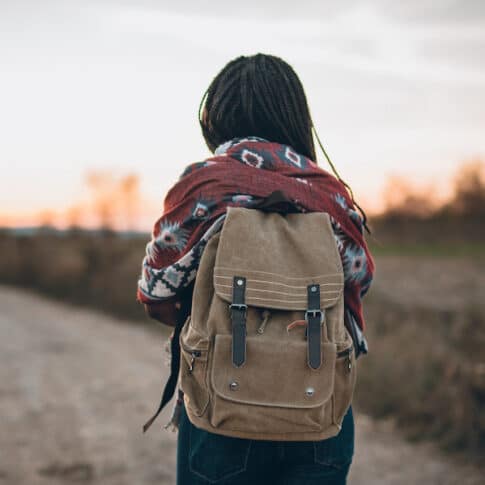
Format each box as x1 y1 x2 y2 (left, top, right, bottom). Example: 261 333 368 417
199 53 370 233
199 53 316 161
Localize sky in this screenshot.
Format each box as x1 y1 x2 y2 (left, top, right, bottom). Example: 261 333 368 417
1 0 485 228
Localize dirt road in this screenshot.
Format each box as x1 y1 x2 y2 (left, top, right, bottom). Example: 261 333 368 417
0 286 482 484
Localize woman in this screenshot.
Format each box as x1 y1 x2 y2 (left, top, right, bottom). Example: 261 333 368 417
137 53 374 484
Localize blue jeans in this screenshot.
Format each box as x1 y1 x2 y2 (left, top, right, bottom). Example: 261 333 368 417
176 404 354 484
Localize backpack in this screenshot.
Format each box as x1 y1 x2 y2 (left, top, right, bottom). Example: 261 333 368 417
178 203 356 441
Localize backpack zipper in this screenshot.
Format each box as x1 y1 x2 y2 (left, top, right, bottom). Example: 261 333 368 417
180 342 203 374
337 345 353 358
188 352 200 373
337 345 353 373
257 310 271 334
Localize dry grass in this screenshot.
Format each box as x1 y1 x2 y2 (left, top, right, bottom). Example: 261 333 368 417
0 230 147 322
355 295 485 455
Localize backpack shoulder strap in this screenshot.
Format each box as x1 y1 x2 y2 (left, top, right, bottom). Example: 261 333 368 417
142 289 192 433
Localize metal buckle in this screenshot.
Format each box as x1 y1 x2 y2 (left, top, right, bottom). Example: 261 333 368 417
230 303 248 313
305 309 324 323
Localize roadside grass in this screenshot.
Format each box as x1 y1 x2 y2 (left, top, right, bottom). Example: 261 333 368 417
0 230 149 323
369 241 485 259
354 295 485 458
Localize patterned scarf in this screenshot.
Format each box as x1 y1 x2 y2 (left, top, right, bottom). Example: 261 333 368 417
137 136 374 332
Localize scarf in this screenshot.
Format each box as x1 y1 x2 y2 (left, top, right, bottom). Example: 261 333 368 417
137 136 374 332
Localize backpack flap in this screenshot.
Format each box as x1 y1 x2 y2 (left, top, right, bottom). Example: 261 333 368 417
213 206 343 312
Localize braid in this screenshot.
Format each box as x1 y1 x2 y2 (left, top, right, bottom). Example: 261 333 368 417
199 53 370 234
312 126 371 234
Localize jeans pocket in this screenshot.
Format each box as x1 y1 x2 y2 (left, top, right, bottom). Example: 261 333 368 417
313 405 354 471
189 423 252 483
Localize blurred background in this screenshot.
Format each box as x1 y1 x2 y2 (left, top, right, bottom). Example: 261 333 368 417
0 1 484 484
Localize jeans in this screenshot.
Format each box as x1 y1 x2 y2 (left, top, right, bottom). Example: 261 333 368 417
176 404 354 484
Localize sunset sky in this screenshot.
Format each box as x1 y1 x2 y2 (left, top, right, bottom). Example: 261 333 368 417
1 1 484 229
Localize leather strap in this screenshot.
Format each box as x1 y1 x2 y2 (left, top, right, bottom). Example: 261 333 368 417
142 283 193 433
306 284 323 370
250 190 301 214
230 276 247 367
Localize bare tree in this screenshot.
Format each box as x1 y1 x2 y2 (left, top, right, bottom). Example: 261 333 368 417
449 160 485 216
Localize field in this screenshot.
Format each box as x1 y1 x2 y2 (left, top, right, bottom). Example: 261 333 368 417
358 254 485 454
0 223 484 466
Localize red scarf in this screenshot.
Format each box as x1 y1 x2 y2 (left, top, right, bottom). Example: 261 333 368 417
137 137 374 331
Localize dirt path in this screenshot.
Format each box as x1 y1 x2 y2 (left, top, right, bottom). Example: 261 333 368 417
0 286 482 485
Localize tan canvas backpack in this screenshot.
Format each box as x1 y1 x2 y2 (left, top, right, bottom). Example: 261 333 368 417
179 204 356 441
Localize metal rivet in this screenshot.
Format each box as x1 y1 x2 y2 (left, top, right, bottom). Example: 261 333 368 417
305 387 315 397
237 279 244 286
229 381 239 391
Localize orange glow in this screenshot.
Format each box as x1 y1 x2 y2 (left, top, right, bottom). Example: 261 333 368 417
0 171 160 231
1 161 483 230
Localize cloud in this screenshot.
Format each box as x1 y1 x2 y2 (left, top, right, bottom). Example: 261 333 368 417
89 2 485 85
1 0 484 218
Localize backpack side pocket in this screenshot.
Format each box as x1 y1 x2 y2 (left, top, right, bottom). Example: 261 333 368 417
180 320 210 417
332 338 357 428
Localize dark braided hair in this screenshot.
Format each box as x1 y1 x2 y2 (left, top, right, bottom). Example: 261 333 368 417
199 53 370 233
